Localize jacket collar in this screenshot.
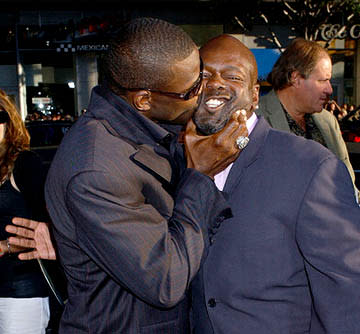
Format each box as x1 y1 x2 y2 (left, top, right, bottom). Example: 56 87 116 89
265 90 292 132
223 117 270 194
87 85 175 147
87 86 177 192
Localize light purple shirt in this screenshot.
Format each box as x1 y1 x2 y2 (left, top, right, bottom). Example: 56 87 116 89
214 112 258 191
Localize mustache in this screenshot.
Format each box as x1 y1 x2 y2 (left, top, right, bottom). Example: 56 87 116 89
201 89 228 99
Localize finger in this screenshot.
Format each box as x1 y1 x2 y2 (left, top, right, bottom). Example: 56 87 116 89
8 236 36 249
12 217 40 230
238 109 248 123
233 120 249 136
232 126 249 148
185 117 197 135
6 225 35 239
233 110 249 132
220 114 248 150
18 251 39 260
215 112 242 142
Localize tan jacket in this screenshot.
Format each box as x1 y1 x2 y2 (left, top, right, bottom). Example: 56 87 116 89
257 89 357 190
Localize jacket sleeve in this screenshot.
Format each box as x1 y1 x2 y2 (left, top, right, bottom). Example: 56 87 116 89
296 155 360 333
328 114 358 195
65 167 231 308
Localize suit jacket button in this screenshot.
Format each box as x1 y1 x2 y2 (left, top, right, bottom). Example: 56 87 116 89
208 298 216 308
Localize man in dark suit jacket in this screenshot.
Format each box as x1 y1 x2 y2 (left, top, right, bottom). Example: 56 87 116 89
44 19 246 333
191 34 360 333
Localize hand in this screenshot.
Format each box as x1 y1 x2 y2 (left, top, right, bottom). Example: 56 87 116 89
0 240 6 257
5 217 57 260
0 239 28 257
184 110 248 179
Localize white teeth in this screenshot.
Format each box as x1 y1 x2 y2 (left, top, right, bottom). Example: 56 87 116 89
205 99 224 108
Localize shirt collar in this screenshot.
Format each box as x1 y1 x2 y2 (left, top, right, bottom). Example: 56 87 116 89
246 111 258 135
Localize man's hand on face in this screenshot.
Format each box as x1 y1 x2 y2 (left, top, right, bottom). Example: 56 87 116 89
5 217 57 260
184 110 248 179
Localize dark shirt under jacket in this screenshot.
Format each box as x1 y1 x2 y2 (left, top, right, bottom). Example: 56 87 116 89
283 107 328 148
45 85 231 333
257 89 358 195
0 151 49 298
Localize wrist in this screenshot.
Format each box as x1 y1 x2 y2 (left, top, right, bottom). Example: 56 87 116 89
6 238 11 254
0 240 8 256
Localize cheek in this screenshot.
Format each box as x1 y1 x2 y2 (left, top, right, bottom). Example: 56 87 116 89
169 99 198 124
234 89 252 106
176 98 198 116
300 82 316 100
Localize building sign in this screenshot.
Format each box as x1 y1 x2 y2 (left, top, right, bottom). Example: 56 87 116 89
320 24 360 41
32 97 52 104
56 42 109 53
76 44 109 52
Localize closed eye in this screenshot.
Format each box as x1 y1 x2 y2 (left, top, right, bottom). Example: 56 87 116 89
223 75 243 81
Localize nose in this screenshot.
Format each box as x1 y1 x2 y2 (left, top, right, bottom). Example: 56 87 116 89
325 80 333 96
205 73 226 90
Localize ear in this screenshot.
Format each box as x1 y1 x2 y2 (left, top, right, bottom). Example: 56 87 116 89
251 83 260 110
132 91 151 112
290 71 302 88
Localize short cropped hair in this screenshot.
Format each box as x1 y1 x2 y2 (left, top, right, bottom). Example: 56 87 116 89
103 17 197 94
268 38 330 90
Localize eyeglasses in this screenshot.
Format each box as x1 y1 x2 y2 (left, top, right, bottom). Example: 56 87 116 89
118 58 203 101
0 110 9 124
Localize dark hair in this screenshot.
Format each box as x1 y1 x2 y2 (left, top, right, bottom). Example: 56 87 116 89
268 38 330 90
103 17 197 95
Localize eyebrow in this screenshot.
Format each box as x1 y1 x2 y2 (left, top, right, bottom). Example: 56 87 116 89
204 64 243 72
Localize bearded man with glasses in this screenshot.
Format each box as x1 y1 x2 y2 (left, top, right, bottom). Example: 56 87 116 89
43 17 247 333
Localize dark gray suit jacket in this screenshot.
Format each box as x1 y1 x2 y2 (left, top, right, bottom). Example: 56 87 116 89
45 86 230 333
192 117 360 334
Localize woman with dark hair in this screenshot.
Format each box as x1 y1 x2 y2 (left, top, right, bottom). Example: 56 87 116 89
0 89 50 333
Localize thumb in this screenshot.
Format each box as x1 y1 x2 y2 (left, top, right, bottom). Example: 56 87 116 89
185 118 197 135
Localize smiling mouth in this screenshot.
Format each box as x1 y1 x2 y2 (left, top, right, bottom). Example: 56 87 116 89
205 98 229 110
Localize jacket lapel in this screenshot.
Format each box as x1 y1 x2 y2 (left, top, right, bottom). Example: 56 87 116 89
98 118 174 194
223 117 270 194
265 90 292 132
312 111 334 150
131 145 172 183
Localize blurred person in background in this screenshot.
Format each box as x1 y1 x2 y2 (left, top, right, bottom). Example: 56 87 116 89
340 103 349 120
325 100 342 119
0 89 51 333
